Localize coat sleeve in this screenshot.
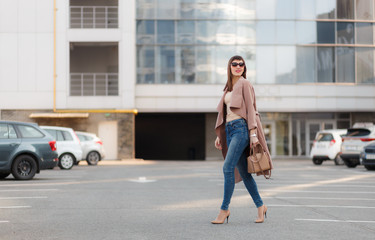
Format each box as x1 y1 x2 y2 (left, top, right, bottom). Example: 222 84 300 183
243 82 258 130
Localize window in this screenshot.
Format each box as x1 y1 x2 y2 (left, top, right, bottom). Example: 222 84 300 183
337 0 354 19
316 0 335 19
137 46 155 84
356 0 373 20
317 22 335 43
236 21 256 44
356 48 375 84
196 21 217 44
178 47 196 83
61 131 73 141
256 0 276 19
0 124 8 139
296 0 316 19
45 129 56 139
317 47 335 83
8 125 17 139
256 21 276 44
337 22 354 44
137 0 155 19
356 23 373 44
77 134 87 142
178 0 195 19
276 0 295 19
337 47 355 83
276 46 296 84
177 21 195 44
236 0 256 19
157 0 175 19
157 21 175 44
297 47 316 83
296 21 316 44
137 20 155 44
17 125 44 138
256 46 276 84
158 46 175 83
276 21 295 44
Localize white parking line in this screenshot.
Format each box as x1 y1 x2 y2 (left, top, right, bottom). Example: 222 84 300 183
0 206 31 209
263 196 375 201
268 204 375 209
0 189 58 192
258 189 375 194
0 197 47 200
295 219 375 223
0 221 9 223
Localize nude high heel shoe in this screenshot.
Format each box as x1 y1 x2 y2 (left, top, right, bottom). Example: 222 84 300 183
211 210 230 224
255 205 267 223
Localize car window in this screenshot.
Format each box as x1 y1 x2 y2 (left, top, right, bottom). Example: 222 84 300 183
17 125 44 138
77 134 86 142
316 133 333 141
347 128 371 137
61 131 73 141
45 129 57 139
8 125 17 139
56 131 64 141
86 135 94 141
0 123 8 139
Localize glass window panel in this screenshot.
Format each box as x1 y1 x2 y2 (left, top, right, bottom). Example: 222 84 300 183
316 0 335 19
196 21 217 44
337 22 354 44
256 0 276 19
317 22 335 43
337 0 354 19
237 46 256 82
157 0 175 19
8 125 17 139
256 46 276 84
236 21 256 44
62 131 73 141
296 0 316 19
356 0 373 20
157 46 175 83
276 46 296 84
296 21 316 44
137 46 155 84
256 21 276 44
297 47 315 83
276 21 295 44
236 0 256 19
136 20 155 44
18 125 44 138
356 23 373 44
215 0 236 19
216 21 236 44
276 0 295 19
195 0 216 19
196 46 216 83
317 47 335 83
216 46 237 83
177 21 195 44
178 0 195 19
0 124 8 139
356 47 375 84
337 47 355 83
178 47 196 84
137 0 155 19
157 21 175 44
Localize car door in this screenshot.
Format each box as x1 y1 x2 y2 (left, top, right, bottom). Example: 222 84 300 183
0 123 21 168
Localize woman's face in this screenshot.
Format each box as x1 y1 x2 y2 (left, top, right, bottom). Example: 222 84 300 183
230 59 245 77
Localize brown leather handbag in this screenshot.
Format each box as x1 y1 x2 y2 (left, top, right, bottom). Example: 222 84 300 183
247 143 271 179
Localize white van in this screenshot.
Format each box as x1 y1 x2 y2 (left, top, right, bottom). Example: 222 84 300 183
310 129 347 165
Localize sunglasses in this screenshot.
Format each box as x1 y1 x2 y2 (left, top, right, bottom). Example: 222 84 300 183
231 62 245 67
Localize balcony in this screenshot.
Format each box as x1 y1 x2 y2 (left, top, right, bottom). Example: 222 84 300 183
70 73 118 96
70 6 118 29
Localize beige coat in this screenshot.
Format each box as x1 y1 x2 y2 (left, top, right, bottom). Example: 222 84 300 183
215 77 273 182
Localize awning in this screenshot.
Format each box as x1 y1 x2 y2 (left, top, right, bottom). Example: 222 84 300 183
29 113 89 118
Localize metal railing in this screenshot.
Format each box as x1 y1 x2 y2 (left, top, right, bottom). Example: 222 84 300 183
70 73 119 96
70 6 118 28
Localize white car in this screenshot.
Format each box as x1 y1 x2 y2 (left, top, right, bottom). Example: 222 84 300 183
41 126 82 170
76 131 105 165
310 129 347 165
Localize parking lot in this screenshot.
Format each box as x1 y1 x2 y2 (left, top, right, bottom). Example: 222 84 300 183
1 159 375 240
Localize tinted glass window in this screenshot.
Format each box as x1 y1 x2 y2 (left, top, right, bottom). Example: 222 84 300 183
178 47 195 83
317 133 334 141
337 0 354 19
136 20 155 44
317 47 335 82
137 46 155 84
317 22 335 43
297 47 316 83
8 125 17 139
0 123 8 139
347 128 371 136
56 130 64 141
62 131 73 141
337 22 354 44
177 21 195 44
158 46 175 83
157 21 175 44
356 47 375 84
18 125 44 138
337 47 355 83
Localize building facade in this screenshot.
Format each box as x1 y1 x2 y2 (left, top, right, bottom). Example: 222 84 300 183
1 0 375 160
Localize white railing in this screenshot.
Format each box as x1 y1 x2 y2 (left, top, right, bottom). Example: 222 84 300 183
70 6 118 28
70 73 118 96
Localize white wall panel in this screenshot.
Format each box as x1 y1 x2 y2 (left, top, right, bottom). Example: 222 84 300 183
0 92 52 108
0 34 18 91
18 0 36 32
36 0 53 32
36 34 53 91
18 34 36 91
0 0 18 32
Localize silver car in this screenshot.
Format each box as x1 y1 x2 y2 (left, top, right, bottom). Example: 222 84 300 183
76 131 105 165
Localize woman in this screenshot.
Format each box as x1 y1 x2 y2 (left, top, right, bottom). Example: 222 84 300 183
212 55 273 224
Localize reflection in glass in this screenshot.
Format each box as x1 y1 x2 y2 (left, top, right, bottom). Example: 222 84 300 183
337 22 354 44
296 0 315 19
177 21 195 44
356 0 373 20
157 0 175 19
316 0 335 19
237 46 256 82
256 21 276 44
317 47 335 83
179 47 196 83
276 46 296 84
196 46 215 84
215 0 236 19
276 0 295 19
317 22 335 43
137 0 155 19
356 48 375 84
178 0 195 19
276 121 289 155
337 47 355 83
196 21 217 44
296 21 316 44
256 46 275 84
237 21 256 44
276 21 295 44
256 0 276 19
356 23 373 44
158 46 175 83
157 21 175 44
137 46 155 84
236 0 256 19
297 47 315 83
216 21 236 44
137 20 155 44
195 0 216 19
216 46 237 83
337 0 354 19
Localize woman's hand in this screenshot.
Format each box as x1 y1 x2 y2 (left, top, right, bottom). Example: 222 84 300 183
215 137 222 150
250 136 259 146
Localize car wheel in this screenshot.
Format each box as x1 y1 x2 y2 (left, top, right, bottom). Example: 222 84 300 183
0 173 10 179
11 155 37 180
364 165 375 171
87 151 100 165
312 158 323 165
334 155 344 165
343 159 358 168
59 153 75 170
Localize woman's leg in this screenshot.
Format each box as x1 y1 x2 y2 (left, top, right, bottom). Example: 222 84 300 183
236 152 264 208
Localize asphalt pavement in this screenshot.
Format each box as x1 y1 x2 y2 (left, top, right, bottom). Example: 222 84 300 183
1 158 375 240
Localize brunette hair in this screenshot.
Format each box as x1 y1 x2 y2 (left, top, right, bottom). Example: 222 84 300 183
224 55 247 91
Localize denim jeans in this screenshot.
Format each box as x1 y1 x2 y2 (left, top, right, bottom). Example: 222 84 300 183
221 118 263 210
